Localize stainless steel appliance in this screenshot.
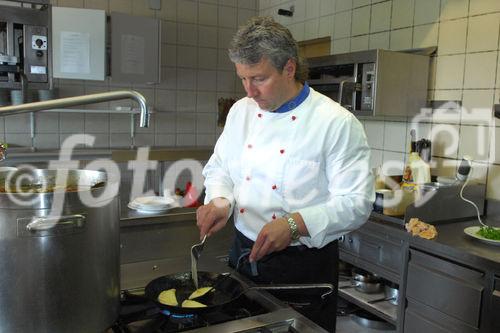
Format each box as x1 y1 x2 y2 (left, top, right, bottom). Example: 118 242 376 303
307 49 430 117
0 0 51 91
112 255 329 333
0 169 120 333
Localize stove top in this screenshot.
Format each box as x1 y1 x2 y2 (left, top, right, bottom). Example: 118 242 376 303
109 257 328 333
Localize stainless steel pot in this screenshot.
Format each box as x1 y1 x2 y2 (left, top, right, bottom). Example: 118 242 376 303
0 169 120 333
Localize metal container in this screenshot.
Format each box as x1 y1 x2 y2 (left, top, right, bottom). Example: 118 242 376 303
384 282 399 305
0 169 120 333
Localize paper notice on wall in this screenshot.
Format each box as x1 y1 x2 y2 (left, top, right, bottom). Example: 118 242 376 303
60 31 90 74
121 34 145 75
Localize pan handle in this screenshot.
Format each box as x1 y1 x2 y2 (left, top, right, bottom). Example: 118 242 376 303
249 283 334 299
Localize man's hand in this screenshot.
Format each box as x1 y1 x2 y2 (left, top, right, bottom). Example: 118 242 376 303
249 218 291 262
196 197 230 239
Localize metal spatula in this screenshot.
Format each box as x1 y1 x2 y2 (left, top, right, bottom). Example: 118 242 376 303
191 235 207 289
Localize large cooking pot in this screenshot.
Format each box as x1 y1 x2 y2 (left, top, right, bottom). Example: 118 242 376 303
0 168 120 333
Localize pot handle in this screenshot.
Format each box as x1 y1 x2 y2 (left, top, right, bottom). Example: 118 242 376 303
26 214 86 232
249 283 334 299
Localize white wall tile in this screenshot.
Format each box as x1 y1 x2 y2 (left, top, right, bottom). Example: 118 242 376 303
109 0 131 14
177 46 197 68
440 0 469 20
335 0 353 13
218 0 237 7
490 127 500 163
364 120 384 149
177 133 196 146
35 113 59 133
60 113 85 133
305 0 320 19
304 19 320 40
197 70 217 91
198 26 218 48
196 92 217 113
487 164 500 199
162 22 177 44
353 0 370 8
178 23 198 46
334 11 352 39
370 1 391 33
238 0 256 10
163 44 176 66
134 133 154 147
320 0 335 15
430 123 459 158
217 49 234 70
292 0 306 23
6 133 32 147
467 14 500 53
438 18 467 55
289 23 305 41
382 151 405 176
154 112 176 133
33 134 60 149
469 0 500 16
464 52 497 89
196 113 217 133
458 125 491 161
434 55 465 89
218 6 237 28
155 134 176 147
369 31 390 49
109 114 130 133
413 23 438 49
237 8 255 26
332 38 351 54
318 15 334 38
370 148 383 168
131 0 154 17
177 68 197 90
218 28 235 48
352 6 371 36
176 91 197 112
217 71 236 92
85 114 109 133
198 47 217 69
158 0 176 20
199 3 218 26
414 0 440 25
351 35 369 51
390 28 412 51
461 90 495 125
196 134 216 146
176 113 196 133
383 121 408 152
155 89 176 112
391 0 414 29
177 0 198 24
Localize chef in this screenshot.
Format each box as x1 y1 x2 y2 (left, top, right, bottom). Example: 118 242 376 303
196 16 374 332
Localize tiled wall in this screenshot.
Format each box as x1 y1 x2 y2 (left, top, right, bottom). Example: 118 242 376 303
260 0 500 200
1 0 255 149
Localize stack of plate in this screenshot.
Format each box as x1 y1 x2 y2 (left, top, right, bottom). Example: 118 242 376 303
128 195 178 213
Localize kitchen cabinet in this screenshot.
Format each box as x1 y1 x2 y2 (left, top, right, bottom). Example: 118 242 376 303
404 249 484 333
491 277 500 333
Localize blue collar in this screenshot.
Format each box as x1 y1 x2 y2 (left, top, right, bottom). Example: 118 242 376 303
273 82 310 113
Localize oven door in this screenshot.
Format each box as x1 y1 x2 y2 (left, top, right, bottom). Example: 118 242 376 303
309 79 356 111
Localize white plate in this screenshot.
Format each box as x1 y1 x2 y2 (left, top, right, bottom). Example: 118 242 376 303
464 226 500 246
132 196 175 210
128 201 172 213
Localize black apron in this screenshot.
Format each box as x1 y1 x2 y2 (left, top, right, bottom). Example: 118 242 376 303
228 230 338 332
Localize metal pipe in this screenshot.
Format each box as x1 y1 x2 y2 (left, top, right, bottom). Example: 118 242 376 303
0 90 150 127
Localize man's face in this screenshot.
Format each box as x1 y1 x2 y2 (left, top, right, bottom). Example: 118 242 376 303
235 57 295 111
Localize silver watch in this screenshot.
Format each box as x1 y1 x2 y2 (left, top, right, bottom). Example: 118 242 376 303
286 215 300 240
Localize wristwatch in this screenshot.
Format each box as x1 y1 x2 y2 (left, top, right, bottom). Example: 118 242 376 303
286 214 300 241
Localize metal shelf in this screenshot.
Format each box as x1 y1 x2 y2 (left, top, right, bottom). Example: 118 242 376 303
338 280 397 325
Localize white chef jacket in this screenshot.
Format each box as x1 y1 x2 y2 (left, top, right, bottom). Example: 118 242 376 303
203 87 374 248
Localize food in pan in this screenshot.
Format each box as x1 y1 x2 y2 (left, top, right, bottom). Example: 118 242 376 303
188 287 213 300
405 218 437 240
158 288 178 306
477 226 500 240
181 299 207 308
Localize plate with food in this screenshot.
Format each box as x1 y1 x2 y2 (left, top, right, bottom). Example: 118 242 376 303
464 226 500 246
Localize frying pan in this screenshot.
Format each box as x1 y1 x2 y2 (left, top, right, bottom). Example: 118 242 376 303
144 271 334 314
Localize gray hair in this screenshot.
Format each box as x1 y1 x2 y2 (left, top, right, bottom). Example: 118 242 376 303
228 16 308 83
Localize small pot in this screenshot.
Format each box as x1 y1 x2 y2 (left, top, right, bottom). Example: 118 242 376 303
353 280 383 294
384 282 399 305
351 268 381 283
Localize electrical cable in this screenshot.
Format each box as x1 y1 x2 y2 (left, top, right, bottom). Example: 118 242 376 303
458 161 486 227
